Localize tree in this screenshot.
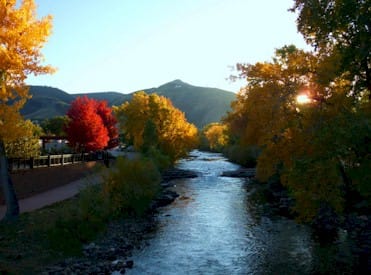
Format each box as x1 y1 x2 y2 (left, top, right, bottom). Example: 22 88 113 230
291 0 371 97
0 0 54 220
201 123 229 152
40 116 69 136
225 45 370 223
114 92 198 163
5 120 42 158
95 100 119 148
65 97 111 152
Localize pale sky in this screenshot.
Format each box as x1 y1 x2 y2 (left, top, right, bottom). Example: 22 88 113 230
27 0 310 94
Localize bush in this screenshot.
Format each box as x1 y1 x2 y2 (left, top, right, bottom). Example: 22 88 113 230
143 146 171 171
77 183 109 224
102 157 161 217
47 184 108 255
47 157 161 255
224 144 260 167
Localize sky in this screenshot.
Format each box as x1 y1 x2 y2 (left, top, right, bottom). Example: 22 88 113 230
26 0 311 94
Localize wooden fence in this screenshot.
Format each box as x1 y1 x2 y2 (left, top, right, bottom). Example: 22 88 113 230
8 153 98 172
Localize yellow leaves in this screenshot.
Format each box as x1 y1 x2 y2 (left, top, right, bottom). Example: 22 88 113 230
203 123 229 151
0 0 54 143
114 92 198 162
283 157 345 222
0 103 25 142
4 119 42 158
0 0 54 101
225 45 369 222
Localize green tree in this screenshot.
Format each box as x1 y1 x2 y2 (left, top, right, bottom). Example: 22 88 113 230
41 116 69 136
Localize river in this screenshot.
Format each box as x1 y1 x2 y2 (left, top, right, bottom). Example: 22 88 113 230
126 150 354 274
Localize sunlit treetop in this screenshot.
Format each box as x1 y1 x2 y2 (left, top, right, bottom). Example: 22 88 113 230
296 94 311 104
0 0 54 103
291 0 371 96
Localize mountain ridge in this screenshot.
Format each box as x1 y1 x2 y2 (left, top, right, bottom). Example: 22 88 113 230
22 80 236 128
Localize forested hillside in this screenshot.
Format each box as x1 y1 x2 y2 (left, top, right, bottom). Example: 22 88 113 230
22 80 235 128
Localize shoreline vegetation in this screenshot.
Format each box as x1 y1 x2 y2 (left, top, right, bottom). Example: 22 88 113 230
0 157 197 274
1 152 369 273
223 149 370 272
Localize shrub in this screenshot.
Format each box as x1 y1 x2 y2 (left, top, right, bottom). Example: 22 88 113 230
224 144 260 167
77 183 109 225
143 146 171 171
102 157 160 217
47 182 108 255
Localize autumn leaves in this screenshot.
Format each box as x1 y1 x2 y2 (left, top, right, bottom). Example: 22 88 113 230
113 92 198 162
65 97 118 152
215 0 371 224
65 92 199 164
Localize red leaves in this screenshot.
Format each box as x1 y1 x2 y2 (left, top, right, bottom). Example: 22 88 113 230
96 100 119 148
66 96 118 152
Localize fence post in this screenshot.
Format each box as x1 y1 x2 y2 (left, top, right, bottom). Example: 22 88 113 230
61 154 64 165
48 154 51 167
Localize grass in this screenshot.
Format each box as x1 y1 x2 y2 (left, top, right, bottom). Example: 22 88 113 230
0 198 84 274
0 156 162 274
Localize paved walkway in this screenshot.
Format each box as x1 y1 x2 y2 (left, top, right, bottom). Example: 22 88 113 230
0 150 138 219
0 174 101 219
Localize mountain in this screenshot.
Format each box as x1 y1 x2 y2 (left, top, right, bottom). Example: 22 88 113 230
73 91 130 106
22 80 236 128
22 86 74 120
144 80 235 128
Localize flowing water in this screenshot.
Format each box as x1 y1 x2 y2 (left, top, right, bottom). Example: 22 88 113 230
126 150 353 274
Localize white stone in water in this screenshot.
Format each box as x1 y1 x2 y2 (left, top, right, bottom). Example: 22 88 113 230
112 260 119 265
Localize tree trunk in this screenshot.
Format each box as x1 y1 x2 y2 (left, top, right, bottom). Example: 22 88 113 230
0 140 19 221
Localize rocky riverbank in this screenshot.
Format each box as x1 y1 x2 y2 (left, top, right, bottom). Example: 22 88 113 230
42 167 197 274
220 167 256 178
234 168 371 272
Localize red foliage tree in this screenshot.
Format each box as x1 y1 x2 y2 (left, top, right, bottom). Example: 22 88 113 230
66 97 110 152
96 100 119 148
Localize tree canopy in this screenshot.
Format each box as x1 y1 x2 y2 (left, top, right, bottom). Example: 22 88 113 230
0 0 54 220
291 0 371 97
114 92 199 162
5 119 42 158
201 123 229 152
222 1 371 224
40 116 69 137
65 97 118 152
224 44 370 222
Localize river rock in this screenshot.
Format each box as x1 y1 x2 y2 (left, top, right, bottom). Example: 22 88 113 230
43 216 155 274
152 190 179 208
221 168 256 178
161 168 198 182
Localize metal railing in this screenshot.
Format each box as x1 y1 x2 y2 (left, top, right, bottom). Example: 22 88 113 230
8 153 96 171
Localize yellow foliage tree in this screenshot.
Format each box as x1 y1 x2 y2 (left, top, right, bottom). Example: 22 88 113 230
202 123 229 152
5 119 42 158
114 92 198 163
0 0 54 220
225 45 370 223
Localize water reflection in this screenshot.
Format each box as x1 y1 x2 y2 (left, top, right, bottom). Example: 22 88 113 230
126 151 352 274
